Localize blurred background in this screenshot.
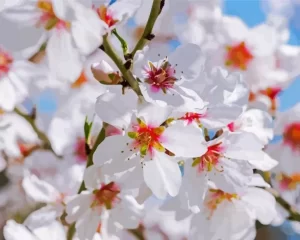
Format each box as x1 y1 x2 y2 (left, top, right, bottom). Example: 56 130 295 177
1 0 300 239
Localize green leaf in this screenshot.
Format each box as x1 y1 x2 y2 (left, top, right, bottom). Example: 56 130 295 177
84 116 93 141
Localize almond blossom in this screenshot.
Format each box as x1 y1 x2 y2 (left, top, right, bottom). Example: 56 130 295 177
189 177 276 240
66 162 143 240
93 103 207 198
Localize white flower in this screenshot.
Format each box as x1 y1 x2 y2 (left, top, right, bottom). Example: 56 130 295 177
226 108 274 145
4 220 66 240
189 177 276 240
266 103 300 176
133 44 205 107
66 164 143 240
92 0 142 32
93 103 207 198
0 112 39 158
0 48 41 111
176 67 248 129
160 132 277 221
2 0 105 83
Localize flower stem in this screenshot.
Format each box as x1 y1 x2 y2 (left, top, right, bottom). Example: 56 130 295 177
14 108 61 158
112 29 129 56
267 188 300 222
102 34 143 97
66 127 106 240
130 0 165 58
77 127 106 194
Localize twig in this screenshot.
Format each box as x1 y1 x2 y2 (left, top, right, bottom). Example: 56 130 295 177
66 127 106 240
14 108 61 158
102 34 143 97
130 0 165 58
112 29 129 56
266 188 300 222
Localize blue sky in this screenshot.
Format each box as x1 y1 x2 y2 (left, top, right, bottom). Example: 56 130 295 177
224 0 300 112
224 1 300 238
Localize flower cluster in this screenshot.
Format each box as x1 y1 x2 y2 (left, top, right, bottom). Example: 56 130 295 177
0 0 299 240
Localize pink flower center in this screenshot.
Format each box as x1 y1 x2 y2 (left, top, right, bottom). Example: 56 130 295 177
179 112 205 125
92 182 121 209
249 87 281 114
37 1 70 30
283 123 300 152
206 189 239 218
227 122 235 132
144 60 177 94
225 42 254 70
128 119 165 156
96 6 118 27
74 138 87 163
192 142 224 172
0 49 13 78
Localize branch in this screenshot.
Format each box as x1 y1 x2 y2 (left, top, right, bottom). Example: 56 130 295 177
130 0 165 58
266 188 300 222
102 34 143 97
14 108 61 158
112 29 129 57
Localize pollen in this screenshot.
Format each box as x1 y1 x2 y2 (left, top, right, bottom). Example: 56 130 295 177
37 1 70 30
144 60 177 94
283 123 300 152
179 112 204 125
206 189 239 218
278 173 300 190
71 72 88 89
96 6 118 27
0 49 13 78
192 142 224 172
225 42 254 70
128 119 165 156
92 182 121 210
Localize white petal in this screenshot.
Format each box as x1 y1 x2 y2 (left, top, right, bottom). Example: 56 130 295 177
76 208 100 240
95 86 138 130
201 104 243 129
32 221 66 240
143 150 182 199
162 121 207 158
52 0 72 20
169 43 204 81
47 30 82 83
24 205 62 230
109 0 142 22
93 135 128 166
212 158 253 194
22 175 60 203
71 2 106 55
0 77 17 111
65 192 93 224
248 174 270 188
242 187 276 225
4 220 36 240
110 195 143 229
137 103 172 126
248 152 278 171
